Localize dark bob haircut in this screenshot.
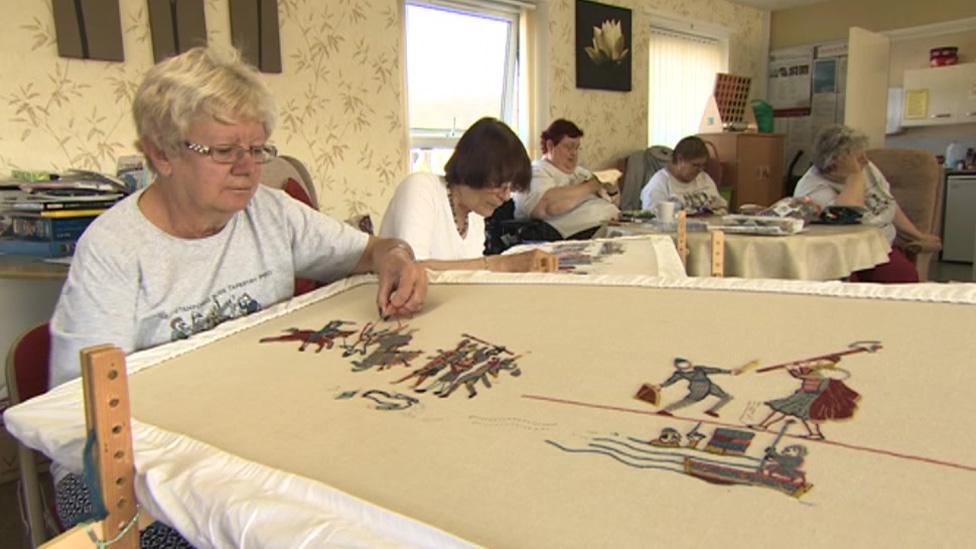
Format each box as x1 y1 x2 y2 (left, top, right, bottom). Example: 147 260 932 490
444 117 531 192
672 136 709 162
540 119 584 154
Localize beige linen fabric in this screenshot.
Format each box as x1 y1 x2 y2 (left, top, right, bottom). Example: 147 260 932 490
504 235 687 277
125 278 976 548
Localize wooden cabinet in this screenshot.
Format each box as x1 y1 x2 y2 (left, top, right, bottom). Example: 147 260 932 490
698 132 785 209
902 63 976 127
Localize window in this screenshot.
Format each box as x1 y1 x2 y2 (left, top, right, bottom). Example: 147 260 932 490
648 26 726 148
405 1 521 173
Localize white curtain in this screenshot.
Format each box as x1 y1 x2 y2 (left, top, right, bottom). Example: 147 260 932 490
648 28 723 148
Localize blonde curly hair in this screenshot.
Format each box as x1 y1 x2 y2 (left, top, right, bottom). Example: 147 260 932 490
132 47 275 161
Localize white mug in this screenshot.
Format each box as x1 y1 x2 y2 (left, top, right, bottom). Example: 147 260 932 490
656 201 675 221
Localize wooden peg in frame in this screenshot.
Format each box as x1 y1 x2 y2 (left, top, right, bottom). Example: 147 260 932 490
676 210 689 268
710 229 725 277
80 344 138 548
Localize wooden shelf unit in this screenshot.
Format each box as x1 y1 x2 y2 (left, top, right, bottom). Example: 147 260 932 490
698 132 785 210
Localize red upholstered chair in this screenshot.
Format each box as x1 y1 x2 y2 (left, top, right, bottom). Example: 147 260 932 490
5 323 59 545
260 154 320 210
259 155 376 295
259 155 323 296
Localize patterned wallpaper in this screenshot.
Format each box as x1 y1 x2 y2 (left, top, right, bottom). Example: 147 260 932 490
0 0 406 219
546 0 765 170
0 0 763 217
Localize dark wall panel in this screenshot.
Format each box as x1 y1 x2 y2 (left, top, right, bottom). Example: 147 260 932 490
229 0 281 73
53 0 124 62
148 0 207 63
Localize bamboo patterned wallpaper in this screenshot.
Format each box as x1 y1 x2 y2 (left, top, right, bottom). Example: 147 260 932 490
0 0 763 217
0 0 406 219
546 0 765 170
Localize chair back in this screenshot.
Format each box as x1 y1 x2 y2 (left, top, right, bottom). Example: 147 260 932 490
703 140 723 186
6 323 51 405
260 155 319 210
866 148 944 281
865 149 943 236
619 146 672 211
5 323 55 546
484 200 563 255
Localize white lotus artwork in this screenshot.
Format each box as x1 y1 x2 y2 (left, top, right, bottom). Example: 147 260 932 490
584 19 629 66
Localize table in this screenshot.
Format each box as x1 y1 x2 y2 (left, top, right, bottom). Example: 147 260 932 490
6 273 976 548
608 221 891 280
0 254 69 280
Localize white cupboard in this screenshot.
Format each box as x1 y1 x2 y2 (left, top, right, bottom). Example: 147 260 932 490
902 63 976 126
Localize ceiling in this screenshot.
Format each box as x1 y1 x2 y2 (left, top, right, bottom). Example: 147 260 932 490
731 0 829 11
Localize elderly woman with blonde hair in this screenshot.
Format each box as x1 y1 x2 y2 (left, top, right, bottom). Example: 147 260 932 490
793 124 940 283
47 47 427 544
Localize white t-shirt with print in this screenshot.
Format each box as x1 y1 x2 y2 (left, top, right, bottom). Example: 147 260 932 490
512 159 619 237
640 168 727 212
49 185 369 387
793 161 897 242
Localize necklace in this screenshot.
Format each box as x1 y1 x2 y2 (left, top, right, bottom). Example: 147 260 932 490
447 186 468 237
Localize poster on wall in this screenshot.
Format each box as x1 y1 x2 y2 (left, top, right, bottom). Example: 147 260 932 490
575 0 632 92
768 48 813 115
813 58 837 94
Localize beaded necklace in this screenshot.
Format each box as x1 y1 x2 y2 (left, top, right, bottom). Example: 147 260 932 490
447 186 468 237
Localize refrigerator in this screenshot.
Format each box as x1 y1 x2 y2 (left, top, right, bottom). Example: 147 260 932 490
942 174 976 263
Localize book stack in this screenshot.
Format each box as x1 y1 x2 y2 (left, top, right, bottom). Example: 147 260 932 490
0 170 128 257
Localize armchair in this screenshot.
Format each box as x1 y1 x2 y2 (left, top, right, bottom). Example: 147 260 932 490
865 149 944 281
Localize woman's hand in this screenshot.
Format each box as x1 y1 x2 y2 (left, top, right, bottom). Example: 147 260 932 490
832 153 866 181
596 180 620 205
365 239 428 319
493 249 559 273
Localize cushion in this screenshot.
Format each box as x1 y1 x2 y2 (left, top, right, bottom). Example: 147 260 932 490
283 178 315 209
280 177 320 296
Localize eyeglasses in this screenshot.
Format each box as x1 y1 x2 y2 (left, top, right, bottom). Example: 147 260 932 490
184 141 278 164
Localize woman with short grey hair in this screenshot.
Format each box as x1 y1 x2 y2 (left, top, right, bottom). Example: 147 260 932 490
793 124 939 283
810 124 870 174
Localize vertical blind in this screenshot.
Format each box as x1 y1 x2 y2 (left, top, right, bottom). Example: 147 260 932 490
648 27 723 148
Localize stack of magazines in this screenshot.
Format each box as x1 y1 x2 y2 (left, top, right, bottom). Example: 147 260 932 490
0 170 128 257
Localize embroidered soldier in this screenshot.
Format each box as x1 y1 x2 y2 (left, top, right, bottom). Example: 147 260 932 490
427 344 505 396
439 354 522 398
749 357 859 440
395 339 477 389
655 357 743 418
300 320 355 352
342 321 408 357
761 444 808 484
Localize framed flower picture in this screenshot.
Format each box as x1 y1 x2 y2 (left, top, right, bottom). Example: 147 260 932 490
575 0 632 92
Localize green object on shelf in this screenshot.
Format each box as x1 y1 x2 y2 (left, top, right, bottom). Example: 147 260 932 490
11 170 56 181
751 99 774 133
719 186 734 206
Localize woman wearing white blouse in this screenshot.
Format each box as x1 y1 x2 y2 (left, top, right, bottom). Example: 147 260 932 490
380 118 557 273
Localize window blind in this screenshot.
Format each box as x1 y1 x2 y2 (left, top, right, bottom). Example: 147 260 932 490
648 27 723 148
